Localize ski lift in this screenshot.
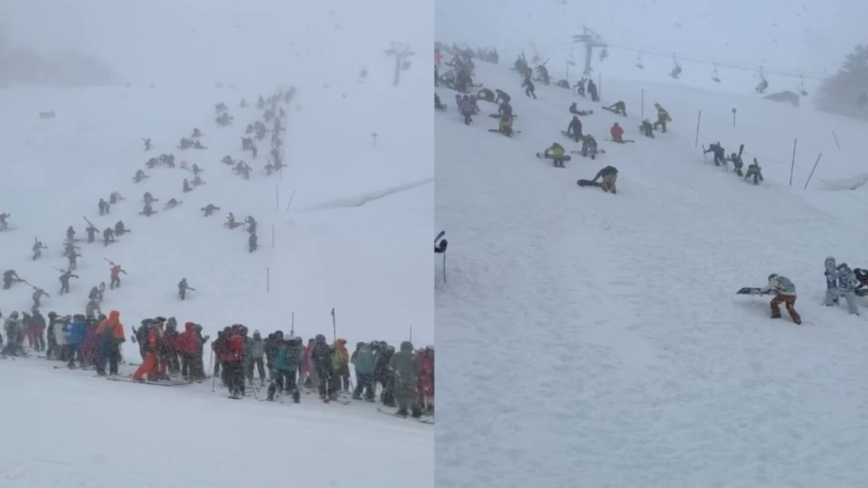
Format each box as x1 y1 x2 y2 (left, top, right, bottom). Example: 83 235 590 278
635 51 645 69
711 63 721 83
755 67 768 94
797 75 808 96
599 46 608 61
669 53 682 79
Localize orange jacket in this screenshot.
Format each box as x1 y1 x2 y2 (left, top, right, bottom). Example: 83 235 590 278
96 310 125 342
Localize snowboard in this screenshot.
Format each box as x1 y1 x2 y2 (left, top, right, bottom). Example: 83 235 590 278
736 287 765 295
488 129 521 136
536 153 572 162
571 149 606 156
0 227 16 232
106 376 191 387
607 139 635 143
600 106 626 115
488 114 518 118
577 179 602 188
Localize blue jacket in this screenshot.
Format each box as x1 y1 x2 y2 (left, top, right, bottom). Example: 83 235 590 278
67 320 87 346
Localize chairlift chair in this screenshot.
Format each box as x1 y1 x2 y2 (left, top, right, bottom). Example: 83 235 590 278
669 53 682 79
711 63 721 83
635 52 645 69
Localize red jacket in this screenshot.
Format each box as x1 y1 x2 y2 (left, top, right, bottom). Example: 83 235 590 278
177 322 198 355
610 124 624 140
221 332 244 363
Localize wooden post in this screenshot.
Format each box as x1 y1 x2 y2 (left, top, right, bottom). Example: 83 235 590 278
284 189 296 213
598 73 602 99
410 326 413 342
443 253 447 283
732 108 736 127
640 89 644 120
271 224 275 248
832 131 842 150
789 138 798 187
694 110 702 147
266 267 270 293
804 153 823 190
275 185 279 211
291 311 295 337
331 308 336 341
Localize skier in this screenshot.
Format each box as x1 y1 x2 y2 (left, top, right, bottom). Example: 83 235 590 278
311 334 334 401
178 278 194 300
103 227 115 247
66 226 76 242
32 288 49 309
201 204 220 217
132 318 164 382
245 216 257 235
332 338 351 392
390 341 421 418
744 159 764 185
351 342 377 401
248 232 258 253
587 79 599 101
267 334 303 403
757 274 802 324
566 115 583 142
543 142 567 168
704 143 726 166
248 331 267 386
3 270 21 290
109 263 126 289
32 240 47 260
2 312 25 357
221 325 246 398
522 77 536 99
86 224 98 243
727 151 745 176
58 270 78 295
607 101 627 116
653 103 671 132
66 315 86 368
610 122 624 143
0 213 9 231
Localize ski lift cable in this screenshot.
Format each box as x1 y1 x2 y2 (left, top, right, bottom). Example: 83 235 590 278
529 38 826 80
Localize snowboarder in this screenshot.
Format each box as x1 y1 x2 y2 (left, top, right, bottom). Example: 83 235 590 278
756 274 802 324
183 179 192 193
0 213 10 231
98 198 110 216
143 138 152 151
141 202 155 217
66 226 76 243
606 101 627 116
109 192 124 204
115 221 127 236
580 135 599 159
639 119 655 138
566 115 583 142
134 169 148 183
249 232 258 253
245 216 257 235
610 122 626 144
579 166 618 194
192 175 204 186
497 114 514 136
201 204 220 217
543 142 567 168
143 192 156 205
587 79 599 101
66 251 80 271
744 159 763 185
178 279 194 300
58 270 78 295
164 199 181 210
835 262 860 315
226 213 240 229
477 88 495 103
653 103 671 132
494 89 510 104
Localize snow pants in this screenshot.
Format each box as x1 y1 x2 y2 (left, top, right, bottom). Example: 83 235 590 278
222 361 244 395
839 290 859 315
824 287 840 306
95 341 120 375
353 372 375 401
247 357 266 383
601 174 617 193
395 380 419 414
133 352 160 381
770 294 801 324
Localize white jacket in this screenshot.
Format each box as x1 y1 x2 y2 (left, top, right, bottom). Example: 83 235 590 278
54 320 68 346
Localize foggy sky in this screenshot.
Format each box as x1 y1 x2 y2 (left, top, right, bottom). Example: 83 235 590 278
435 0 868 76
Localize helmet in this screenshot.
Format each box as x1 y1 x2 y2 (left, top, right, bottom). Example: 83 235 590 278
768 273 778 281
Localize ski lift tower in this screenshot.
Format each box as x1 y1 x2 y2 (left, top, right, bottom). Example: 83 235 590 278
384 42 415 87
572 27 607 76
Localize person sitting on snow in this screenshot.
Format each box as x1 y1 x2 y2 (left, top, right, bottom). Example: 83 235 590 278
543 142 566 168
610 122 624 143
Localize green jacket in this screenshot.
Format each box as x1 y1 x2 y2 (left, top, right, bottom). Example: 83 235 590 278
545 144 565 157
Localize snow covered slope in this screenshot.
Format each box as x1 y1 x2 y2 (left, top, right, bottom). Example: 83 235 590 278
0 1 433 486
435 59 868 487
